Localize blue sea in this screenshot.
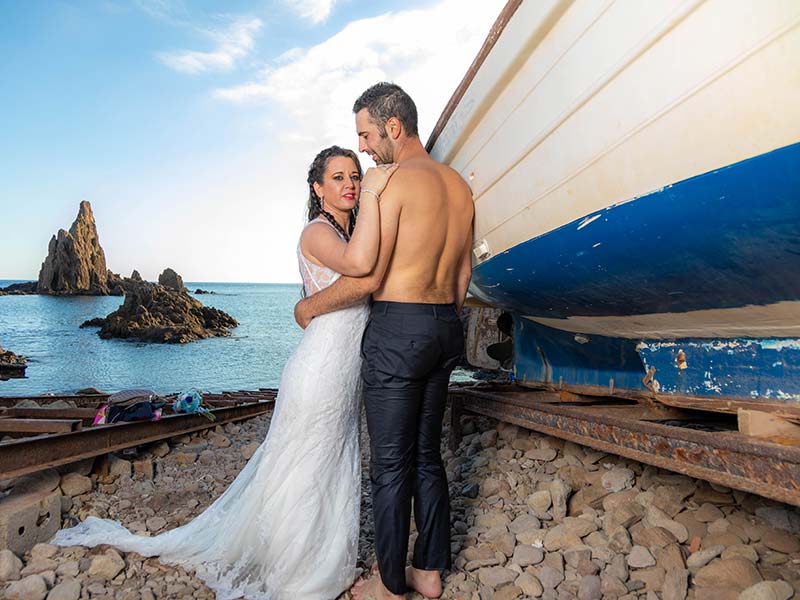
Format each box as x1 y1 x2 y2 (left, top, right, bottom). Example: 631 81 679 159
0 281 305 395
0 281 475 396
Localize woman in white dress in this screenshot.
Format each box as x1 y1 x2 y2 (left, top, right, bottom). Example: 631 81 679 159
52 146 397 600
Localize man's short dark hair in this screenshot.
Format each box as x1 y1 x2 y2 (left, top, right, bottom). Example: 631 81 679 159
353 82 419 138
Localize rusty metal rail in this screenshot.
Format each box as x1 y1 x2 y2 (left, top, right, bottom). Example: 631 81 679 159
0 389 277 480
449 385 800 508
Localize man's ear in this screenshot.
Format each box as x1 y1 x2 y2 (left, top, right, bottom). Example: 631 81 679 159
387 116 402 140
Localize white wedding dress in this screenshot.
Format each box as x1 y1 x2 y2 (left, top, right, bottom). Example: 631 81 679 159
52 218 369 600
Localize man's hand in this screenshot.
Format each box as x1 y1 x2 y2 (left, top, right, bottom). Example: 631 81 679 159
294 298 313 329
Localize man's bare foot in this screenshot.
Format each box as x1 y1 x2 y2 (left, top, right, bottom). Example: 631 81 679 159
351 574 405 600
406 567 442 599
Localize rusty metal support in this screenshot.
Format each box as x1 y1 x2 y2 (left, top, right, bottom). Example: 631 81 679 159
0 399 274 481
450 387 800 507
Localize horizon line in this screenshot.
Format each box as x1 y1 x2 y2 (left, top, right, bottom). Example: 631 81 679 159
0 277 302 286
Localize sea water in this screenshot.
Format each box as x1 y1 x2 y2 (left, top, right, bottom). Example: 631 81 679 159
0 281 474 396
0 282 304 395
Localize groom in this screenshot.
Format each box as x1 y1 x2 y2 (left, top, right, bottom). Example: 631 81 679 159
295 82 473 599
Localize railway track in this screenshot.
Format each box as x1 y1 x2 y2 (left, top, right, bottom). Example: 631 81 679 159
449 384 800 508
0 389 277 480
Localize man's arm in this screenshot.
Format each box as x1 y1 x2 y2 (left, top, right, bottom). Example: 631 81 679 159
295 186 403 328
455 222 473 312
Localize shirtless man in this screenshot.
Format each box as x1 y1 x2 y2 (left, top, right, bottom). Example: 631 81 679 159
294 82 473 599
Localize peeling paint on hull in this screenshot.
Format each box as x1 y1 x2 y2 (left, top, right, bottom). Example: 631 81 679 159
471 142 800 404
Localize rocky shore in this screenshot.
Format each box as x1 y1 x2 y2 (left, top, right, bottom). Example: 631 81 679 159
1 409 798 600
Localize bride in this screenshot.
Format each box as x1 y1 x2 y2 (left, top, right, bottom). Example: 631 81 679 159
52 146 397 600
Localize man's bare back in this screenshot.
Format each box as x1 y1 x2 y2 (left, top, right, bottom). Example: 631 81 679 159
374 155 473 304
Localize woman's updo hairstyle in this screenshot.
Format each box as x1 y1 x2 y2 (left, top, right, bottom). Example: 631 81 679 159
306 146 362 241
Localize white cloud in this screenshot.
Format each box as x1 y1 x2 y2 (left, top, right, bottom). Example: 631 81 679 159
215 0 505 152
283 0 340 24
158 16 263 74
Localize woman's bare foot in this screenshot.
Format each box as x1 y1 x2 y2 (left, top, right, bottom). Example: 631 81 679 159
405 567 442 598
351 574 405 600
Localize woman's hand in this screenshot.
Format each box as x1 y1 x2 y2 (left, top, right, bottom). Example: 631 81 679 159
360 163 398 200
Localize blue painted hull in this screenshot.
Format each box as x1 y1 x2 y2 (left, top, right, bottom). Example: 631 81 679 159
472 142 800 401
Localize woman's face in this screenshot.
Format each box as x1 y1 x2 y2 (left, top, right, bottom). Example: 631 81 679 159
314 156 361 214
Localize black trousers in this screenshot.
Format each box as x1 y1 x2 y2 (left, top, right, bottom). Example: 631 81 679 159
361 301 464 595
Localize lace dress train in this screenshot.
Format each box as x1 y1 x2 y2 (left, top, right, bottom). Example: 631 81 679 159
52 219 368 600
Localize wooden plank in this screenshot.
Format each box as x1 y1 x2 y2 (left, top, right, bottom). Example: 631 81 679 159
738 409 800 439
0 419 82 433
1 408 98 420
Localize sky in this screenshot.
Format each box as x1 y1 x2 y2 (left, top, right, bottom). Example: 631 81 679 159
0 0 505 283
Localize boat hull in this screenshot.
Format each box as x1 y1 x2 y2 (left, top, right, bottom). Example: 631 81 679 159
428 0 800 403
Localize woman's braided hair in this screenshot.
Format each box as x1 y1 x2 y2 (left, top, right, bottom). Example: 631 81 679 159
306 146 363 241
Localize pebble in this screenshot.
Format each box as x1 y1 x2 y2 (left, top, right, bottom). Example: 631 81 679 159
477 566 517 587
577 574 602 600
146 516 167 532
696 503 726 522
761 528 800 553
5 574 48 600
5 410 799 600
527 490 552 513
694 557 763 590
516 572 543 597
46 579 82 600
687 544 725 569
88 550 126 581
59 473 92 497
627 545 655 568
0 549 23 582
511 545 544 567
602 468 635 493
737 580 795 600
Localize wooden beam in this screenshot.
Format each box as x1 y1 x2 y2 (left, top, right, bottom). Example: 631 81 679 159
1 408 98 420
0 419 82 433
738 409 800 440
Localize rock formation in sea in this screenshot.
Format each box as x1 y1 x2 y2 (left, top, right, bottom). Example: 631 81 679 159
0 345 27 380
37 201 112 295
86 269 237 343
0 281 37 296
158 267 185 291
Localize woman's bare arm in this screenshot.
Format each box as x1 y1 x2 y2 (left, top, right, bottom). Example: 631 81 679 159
300 165 397 276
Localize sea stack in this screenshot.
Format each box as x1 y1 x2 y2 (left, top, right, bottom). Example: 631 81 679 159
86 268 238 343
37 201 111 295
